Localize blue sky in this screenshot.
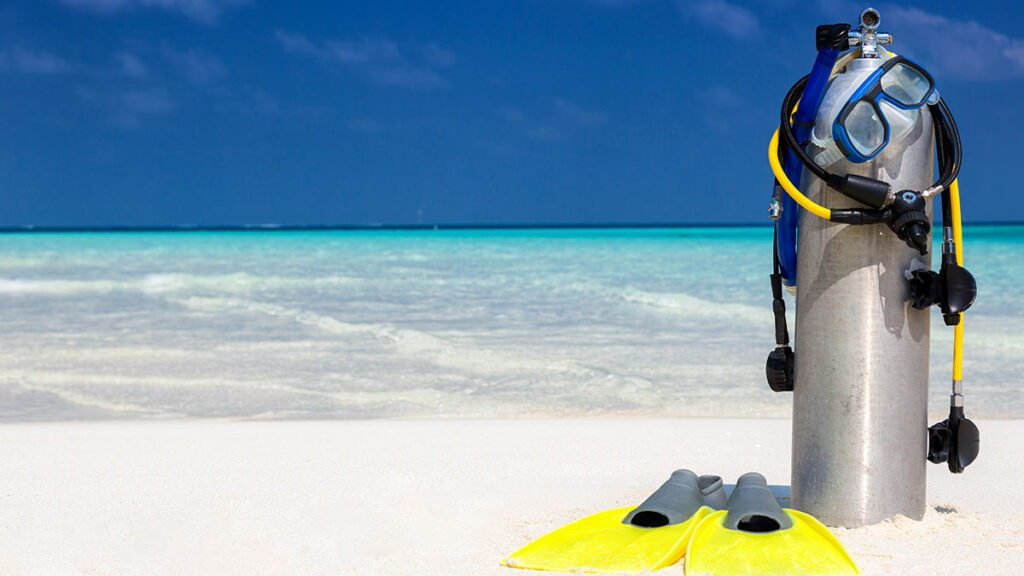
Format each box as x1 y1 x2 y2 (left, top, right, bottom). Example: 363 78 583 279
1 0 1022 226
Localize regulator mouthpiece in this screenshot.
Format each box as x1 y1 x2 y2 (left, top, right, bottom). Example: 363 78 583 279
928 405 980 473
909 252 977 324
940 263 978 324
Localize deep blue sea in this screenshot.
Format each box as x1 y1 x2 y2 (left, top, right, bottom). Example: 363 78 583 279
0 226 1020 420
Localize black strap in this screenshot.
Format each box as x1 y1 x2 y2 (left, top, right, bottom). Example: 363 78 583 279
771 222 790 347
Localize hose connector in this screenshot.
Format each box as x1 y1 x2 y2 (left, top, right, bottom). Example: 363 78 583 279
887 190 931 254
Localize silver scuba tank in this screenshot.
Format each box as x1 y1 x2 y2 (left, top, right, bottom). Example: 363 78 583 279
791 45 935 525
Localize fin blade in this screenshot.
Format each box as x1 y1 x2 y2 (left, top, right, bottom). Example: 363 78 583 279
685 509 858 576
502 506 708 573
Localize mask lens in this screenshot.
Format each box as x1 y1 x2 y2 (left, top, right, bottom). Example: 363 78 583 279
880 62 933 107
843 100 886 157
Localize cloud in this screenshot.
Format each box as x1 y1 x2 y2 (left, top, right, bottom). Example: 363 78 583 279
276 31 452 89
111 88 174 126
121 88 174 114
552 98 607 128
0 47 71 74
115 51 148 78
275 31 318 55
882 6 1024 80
162 46 226 85
246 88 279 114
685 0 761 40
811 2 1024 80
699 85 744 109
59 0 248 25
696 85 746 134
501 98 608 142
421 43 456 68
348 117 384 135
77 85 175 127
577 0 651 6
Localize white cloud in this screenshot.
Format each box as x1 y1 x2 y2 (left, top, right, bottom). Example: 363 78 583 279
162 46 226 85
699 85 743 109
686 0 761 40
697 85 746 134
275 31 318 56
115 51 148 78
114 88 175 126
246 88 279 114
883 6 1024 80
812 2 1024 80
0 47 71 74
368 66 446 89
577 0 652 6
501 98 608 143
348 117 384 135
422 43 456 69
553 98 608 128
60 0 248 25
121 88 174 114
76 84 175 127
276 31 453 89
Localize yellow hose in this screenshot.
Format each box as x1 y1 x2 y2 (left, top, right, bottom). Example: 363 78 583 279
766 46 870 222
951 179 964 267
951 178 964 382
768 129 831 219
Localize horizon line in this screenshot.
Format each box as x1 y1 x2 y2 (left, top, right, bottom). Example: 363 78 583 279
1 220 1022 233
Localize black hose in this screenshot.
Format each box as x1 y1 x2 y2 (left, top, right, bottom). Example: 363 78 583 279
936 118 953 227
779 75 844 190
779 75 961 200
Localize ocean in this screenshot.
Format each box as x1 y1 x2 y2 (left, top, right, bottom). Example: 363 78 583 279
1 226 1021 421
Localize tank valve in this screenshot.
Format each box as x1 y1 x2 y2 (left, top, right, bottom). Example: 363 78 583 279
847 8 892 57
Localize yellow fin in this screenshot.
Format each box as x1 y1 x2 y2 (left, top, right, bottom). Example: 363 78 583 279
684 509 858 576
502 505 711 573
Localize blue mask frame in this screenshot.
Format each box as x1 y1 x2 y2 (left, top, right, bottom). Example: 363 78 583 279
832 55 935 163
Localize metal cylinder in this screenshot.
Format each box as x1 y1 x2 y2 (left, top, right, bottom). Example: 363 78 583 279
792 57 934 527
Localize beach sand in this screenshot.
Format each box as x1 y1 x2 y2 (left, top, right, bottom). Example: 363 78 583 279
0 418 1020 575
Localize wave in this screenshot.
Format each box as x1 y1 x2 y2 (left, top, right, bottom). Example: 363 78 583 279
618 287 770 324
170 295 624 381
0 273 357 296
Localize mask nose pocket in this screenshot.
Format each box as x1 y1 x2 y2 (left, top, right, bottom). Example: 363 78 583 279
879 99 919 143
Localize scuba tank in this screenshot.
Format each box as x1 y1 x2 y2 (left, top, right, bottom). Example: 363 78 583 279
766 8 978 527
793 46 934 528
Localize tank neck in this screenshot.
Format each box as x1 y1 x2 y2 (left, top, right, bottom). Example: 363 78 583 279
847 58 882 72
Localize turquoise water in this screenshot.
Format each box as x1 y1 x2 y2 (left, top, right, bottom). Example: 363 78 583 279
0 226 1021 420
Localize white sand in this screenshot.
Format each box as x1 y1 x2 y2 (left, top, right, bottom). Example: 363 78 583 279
0 418 1020 575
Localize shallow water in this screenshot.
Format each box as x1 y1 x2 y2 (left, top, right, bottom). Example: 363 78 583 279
0 226 1020 420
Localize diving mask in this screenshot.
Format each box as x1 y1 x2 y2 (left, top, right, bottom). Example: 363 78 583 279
813 55 938 167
